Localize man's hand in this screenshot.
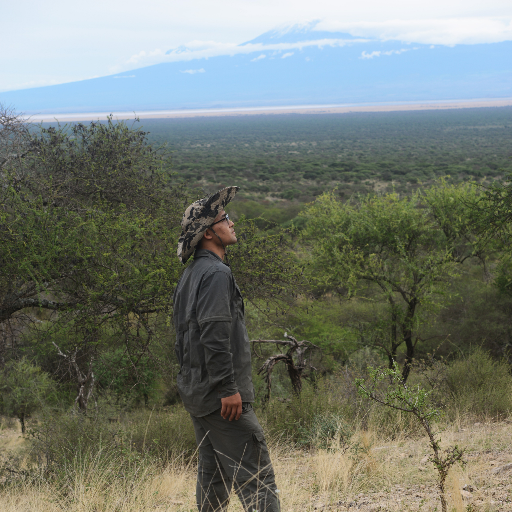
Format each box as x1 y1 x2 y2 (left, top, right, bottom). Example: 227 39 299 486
220 392 242 421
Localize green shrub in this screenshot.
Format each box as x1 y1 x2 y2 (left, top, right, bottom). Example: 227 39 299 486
257 381 354 443
125 407 196 460
256 364 427 443
28 405 196 476
94 349 162 406
0 359 57 433
444 348 512 419
297 412 352 449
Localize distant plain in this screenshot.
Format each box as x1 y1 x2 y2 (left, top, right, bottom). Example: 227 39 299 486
27 98 512 123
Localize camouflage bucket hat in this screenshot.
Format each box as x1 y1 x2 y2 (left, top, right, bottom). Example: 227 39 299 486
177 186 239 264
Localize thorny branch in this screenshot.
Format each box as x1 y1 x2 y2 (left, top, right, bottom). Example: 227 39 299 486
357 364 464 512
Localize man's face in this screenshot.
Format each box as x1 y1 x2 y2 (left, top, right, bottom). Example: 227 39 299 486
208 209 237 246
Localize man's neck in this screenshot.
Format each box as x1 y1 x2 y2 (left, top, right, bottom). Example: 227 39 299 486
198 243 225 261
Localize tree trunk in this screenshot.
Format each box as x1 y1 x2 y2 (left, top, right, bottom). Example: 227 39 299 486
53 343 95 414
439 481 448 512
76 369 95 414
388 342 400 370
19 412 25 434
286 357 303 395
388 301 399 369
402 335 415 383
401 300 418 383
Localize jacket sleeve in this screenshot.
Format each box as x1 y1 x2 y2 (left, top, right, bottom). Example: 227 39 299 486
196 269 238 398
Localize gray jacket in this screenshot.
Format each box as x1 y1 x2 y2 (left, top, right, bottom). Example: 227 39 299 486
173 249 255 417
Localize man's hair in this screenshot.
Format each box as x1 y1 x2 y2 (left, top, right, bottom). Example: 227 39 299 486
195 230 209 252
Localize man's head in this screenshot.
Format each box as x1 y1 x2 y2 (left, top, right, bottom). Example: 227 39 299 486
197 209 237 259
177 186 239 264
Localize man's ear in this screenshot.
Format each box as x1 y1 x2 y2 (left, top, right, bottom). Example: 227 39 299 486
203 228 213 241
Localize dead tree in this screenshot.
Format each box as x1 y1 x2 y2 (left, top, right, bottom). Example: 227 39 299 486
53 342 95 414
251 334 320 402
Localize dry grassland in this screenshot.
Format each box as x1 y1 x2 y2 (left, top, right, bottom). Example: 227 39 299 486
1 417 511 511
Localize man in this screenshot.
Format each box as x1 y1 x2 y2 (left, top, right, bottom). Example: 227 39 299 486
173 186 280 512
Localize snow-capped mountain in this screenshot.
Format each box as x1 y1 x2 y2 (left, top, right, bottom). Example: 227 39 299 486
2 23 511 114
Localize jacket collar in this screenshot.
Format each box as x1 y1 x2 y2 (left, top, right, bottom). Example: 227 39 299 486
194 249 224 263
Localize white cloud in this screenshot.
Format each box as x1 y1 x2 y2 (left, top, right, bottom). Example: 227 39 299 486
251 54 266 61
127 49 166 65
180 68 206 74
361 48 411 59
120 37 364 70
316 17 512 45
361 51 381 59
113 17 512 73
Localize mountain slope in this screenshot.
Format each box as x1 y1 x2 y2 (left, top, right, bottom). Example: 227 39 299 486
1 25 511 114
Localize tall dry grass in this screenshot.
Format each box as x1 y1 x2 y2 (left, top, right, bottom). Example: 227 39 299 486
1 418 512 511
0 455 196 512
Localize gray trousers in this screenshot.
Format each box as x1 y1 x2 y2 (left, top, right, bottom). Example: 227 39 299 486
190 403 281 512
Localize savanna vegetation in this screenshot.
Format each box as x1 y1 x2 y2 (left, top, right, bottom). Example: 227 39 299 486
1 104 512 511
148 108 512 198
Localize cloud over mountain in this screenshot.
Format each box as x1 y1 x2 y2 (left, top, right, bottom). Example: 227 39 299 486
316 17 512 45
1 21 511 113
119 18 512 71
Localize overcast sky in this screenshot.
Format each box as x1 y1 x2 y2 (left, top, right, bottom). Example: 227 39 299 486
2 0 512 92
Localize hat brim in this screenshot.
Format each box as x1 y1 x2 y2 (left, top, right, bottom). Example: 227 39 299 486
177 186 239 264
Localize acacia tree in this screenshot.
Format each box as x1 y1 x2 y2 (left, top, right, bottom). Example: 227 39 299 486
0 112 188 407
477 171 512 235
470 171 512 360
302 183 482 381
0 358 56 433
228 218 304 310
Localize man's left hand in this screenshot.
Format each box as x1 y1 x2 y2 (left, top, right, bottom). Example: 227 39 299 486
221 392 242 421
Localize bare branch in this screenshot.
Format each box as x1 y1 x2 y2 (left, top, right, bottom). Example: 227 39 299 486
252 335 321 402
53 342 95 414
